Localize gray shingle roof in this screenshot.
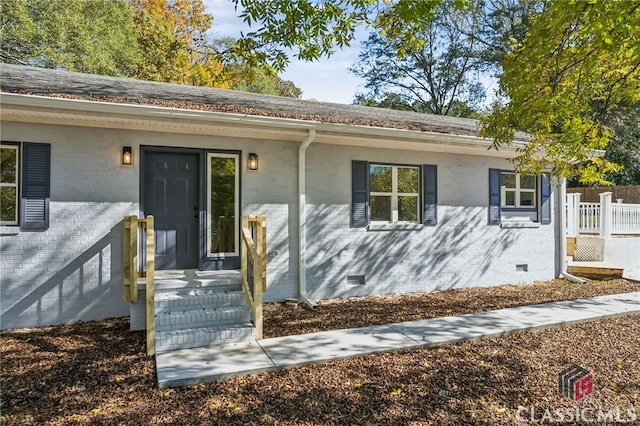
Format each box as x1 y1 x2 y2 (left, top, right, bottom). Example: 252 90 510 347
1 64 515 139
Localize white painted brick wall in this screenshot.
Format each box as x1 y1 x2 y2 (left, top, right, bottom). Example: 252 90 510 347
1 121 560 329
1 122 299 328
1 124 139 329
304 143 559 299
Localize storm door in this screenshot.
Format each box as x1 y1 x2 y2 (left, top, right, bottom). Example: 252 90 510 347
206 153 239 263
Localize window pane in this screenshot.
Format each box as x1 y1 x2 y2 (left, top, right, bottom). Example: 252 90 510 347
370 165 392 192
520 175 536 189
502 191 515 207
0 187 17 223
1 148 17 184
398 196 418 222
500 172 516 189
397 167 419 193
520 191 535 206
210 156 236 254
370 196 391 221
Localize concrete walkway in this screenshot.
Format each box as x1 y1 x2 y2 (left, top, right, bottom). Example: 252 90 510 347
156 292 640 388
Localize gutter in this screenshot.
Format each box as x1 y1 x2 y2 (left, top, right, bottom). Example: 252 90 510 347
298 129 318 309
558 177 586 283
1 92 524 153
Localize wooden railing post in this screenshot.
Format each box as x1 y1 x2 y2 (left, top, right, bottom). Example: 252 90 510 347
123 216 132 302
254 215 266 339
258 216 267 292
239 215 267 340
145 215 155 356
129 217 139 303
241 215 248 293
122 214 155 355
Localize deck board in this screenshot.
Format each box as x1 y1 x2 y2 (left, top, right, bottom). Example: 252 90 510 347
567 260 624 280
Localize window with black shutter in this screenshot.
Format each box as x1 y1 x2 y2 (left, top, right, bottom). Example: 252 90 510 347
1 141 51 230
351 162 437 227
489 169 551 225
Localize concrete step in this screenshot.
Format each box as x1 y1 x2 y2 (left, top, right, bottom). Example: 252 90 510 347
156 323 256 353
155 289 246 312
155 306 251 331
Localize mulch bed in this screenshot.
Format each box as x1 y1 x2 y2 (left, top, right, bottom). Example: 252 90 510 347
263 278 640 338
2 279 639 425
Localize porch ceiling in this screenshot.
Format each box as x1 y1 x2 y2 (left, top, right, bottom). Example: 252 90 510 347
1 93 522 158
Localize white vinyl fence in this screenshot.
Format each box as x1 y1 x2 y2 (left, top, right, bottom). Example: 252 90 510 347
567 192 640 237
612 202 640 234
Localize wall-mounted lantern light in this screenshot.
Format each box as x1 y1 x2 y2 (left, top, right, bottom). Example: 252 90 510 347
122 146 132 166
248 153 258 171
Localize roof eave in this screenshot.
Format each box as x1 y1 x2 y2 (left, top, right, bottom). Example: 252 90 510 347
0 92 524 158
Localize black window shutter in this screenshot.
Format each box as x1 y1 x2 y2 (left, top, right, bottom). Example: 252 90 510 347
351 160 369 227
20 142 51 230
423 164 437 225
540 173 551 224
488 168 501 225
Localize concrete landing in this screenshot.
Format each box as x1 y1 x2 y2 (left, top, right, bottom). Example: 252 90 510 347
156 292 640 388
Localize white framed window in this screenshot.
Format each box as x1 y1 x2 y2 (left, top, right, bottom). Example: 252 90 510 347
500 172 537 208
1 145 19 225
207 153 239 257
370 164 420 223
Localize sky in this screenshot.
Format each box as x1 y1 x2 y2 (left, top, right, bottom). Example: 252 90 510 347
203 0 367 104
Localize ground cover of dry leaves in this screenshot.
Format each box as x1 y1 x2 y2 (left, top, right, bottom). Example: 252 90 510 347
2 279 639 425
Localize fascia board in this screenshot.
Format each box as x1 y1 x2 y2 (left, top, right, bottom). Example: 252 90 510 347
1 92 522 157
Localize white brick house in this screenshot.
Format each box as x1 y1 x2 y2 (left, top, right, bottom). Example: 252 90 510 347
1 65 564 329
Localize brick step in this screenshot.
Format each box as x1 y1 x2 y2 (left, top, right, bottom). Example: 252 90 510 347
142 270 242 294
155 289 246 312
154 282 241 294
155 306 251 331
155 323 256 353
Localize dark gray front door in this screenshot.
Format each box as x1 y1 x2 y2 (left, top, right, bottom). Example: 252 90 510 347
144 152 199 269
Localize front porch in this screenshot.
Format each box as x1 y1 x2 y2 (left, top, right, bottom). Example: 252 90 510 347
123 215 267 357
566 192 640 280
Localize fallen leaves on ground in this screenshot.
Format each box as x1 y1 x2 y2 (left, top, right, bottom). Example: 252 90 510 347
1 279 639 425
263 278 639 338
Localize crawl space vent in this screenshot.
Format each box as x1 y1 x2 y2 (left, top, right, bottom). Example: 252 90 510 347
347 275 366 286
516 264 529 272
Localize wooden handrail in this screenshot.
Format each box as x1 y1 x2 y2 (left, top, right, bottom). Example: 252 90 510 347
240 215 267 339
124 214 264 351
145 216 155 356
242 227 258 258
123 215 155 356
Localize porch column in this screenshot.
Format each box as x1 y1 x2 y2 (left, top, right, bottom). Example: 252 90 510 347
566 193 581 237
599 192 612 238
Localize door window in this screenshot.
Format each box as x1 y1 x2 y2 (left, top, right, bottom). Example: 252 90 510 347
207 153 239 256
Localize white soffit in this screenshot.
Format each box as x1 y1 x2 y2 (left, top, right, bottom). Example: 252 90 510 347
0 93 522 157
